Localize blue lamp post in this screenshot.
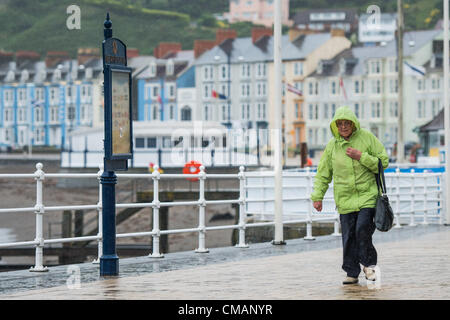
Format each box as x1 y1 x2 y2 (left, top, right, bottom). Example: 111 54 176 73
100 13 133 276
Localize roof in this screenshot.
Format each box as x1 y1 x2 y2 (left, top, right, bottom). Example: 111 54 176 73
195 33 333 65
310 29 442 77
419 108 444 132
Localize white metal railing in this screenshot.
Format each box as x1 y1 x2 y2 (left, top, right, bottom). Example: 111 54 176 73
0 163 445 272
246 167 445 229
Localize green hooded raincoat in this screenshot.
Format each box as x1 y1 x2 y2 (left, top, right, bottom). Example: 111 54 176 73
310 106 389 214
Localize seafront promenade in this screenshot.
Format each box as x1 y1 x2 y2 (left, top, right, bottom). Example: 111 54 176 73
0 224 449 300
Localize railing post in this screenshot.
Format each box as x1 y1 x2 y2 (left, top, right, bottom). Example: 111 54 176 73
408 168 416 227
422 173 429 225
149 165 163 258
93 163 103 264
30 163 48 272
236 166 249 248
393 168 402 228
439 173 444 225
331 211 341 237
196 166 209 253
304 167 315 240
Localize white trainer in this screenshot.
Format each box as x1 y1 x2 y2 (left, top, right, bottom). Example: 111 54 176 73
342 276 359 285
363 266 377 281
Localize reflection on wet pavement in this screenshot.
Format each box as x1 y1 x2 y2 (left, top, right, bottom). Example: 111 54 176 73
1 225 449 299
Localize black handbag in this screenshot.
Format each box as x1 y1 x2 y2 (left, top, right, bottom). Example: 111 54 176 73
374 159 394 232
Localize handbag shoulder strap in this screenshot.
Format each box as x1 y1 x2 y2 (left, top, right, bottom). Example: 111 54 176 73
375 159 387 195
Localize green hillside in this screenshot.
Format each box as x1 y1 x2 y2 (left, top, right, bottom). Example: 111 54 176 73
0 0 232 57
0 0 443 58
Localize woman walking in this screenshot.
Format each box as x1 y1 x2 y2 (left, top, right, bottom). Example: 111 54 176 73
310 106 389 285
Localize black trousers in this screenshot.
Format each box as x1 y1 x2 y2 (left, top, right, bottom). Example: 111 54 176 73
339 208 377 278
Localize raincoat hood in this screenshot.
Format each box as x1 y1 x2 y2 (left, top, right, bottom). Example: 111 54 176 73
330 106 360 139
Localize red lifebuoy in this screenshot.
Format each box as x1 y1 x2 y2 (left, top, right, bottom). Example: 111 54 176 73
183 160 202 181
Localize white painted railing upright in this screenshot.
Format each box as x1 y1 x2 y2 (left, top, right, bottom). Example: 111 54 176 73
150 165 163 258
236 166 249 248
30 163 48 272
423 175 429 225
409 169 416 227
305 167 315 240
93 163 104 264
196 166 209 253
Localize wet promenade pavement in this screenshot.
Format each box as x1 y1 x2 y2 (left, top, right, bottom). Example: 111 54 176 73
1 225 449 300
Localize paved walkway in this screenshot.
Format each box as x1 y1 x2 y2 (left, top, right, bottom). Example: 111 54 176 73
1 225 449 300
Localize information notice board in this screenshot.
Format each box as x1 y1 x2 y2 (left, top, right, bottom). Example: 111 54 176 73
111 70 131 156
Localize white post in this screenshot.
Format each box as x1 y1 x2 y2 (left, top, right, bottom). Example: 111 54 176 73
396 168 403 227
30 163 48 272
196 166 209 253
409 169 416 227
440 173 445 225
332 213 341 237
149 165 163 258
272 0 285 245
305 167 315 240
443 0 450 226
93 163 103 264
236 166 249 248
422 174 429 225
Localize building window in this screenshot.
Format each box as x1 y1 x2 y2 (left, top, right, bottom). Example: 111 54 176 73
256 82 266 97
308 81 319 95
240 83 251 97
203 65 213 80
371 102 381 118
354 80 360 94
34 127 45 144
330 80 339 95
294 62 304 76
241 103 251 120
331 104 336 118
147 137 157 148
354 103 360 118
3 89 14 106
181 106 192 121
256 63 266 78
167 83 175 98
308 104 319 120
35 88 45 102
152 104 160 120
50 87 59 105
389 79 398 94
417 100 426 118
203 84 212 99
389 101 398 117
50 107 59 123
135 137 145 148
168 104 175 120
220 64 229 80
370 60 381 74
322 128 328 144
204 105 210 121
221 104 229 121
431 99 440 117
371 79 381 95
417 78 426 91
240 64 250 78
151 85 160 99
257 103 266 120
162 136 172 148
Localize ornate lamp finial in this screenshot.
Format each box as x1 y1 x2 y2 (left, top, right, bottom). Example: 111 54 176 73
104 12 112 40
